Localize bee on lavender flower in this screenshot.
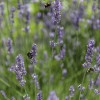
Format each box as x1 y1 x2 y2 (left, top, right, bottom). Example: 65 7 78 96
27 44 37 64
27 51 33 59
44 3 51 8
87 67 95 73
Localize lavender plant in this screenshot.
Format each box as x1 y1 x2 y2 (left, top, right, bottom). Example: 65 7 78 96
9 54 27 86
0 0 100 100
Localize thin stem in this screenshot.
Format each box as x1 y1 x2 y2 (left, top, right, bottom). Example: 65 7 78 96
79 69 87 100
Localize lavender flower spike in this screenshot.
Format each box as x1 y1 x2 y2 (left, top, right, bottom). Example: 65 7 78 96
37 91 42 100
7 38 13 54
9 54 26 86
82 39 95 68
32 73 40 90
47 91 59 100
52 0 61 25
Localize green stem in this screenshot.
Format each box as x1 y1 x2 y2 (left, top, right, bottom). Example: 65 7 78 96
79 69 87 100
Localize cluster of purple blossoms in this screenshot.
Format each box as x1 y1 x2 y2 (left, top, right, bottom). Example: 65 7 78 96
88 79 94 90
9 54 26 86
17 1 21 10
70 1 85 28
87 1 100 29
0 2 4 16
52 0 61 25
96 54 100 66
49 40 57 48
94 75 100 86
0 90 7 99
90 16 100 29
25 9 30 24
62 68 67 77
32 73 40 90
94 89 100 95
10 7 16 24
55 45 66 61
7 38 13 54
24 5 30 32
36 91 42 100
57 26 64 45
65 96 69 100
50 0 66 61
81 39 100 97
0 2 4 27
69 85 75 97
65 86 75 100
17 1 30 32
92 46 100 72
82 39 95 68
47 91 59 100
11 96 16 100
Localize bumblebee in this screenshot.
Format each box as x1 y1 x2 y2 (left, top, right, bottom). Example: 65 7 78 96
44 3 51 8
87 67 95 73
27 52 33 59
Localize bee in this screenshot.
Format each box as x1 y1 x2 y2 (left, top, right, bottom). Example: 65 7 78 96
87 67 95 73
44 3 51 8
27 52 33 59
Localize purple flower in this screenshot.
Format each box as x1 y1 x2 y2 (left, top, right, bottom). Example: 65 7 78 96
62 69 67 77
49 41 57 48
92 3 96 11
7 38 13 54
57 26 64 45
0 90 7 99
11 96 16 100
25 10 30 24
88 79 94 90
65 96 69 100
32 73 40 90
94 75 100 86
94 89 100 95
55 45 66 61
9 54 26 86
47 91 59 100
10 7 15 24
49 32 55 38
96 54 100 66
85 39 95 61
69 85 75 97
82 39 95 68
37 91 42 100
17 1 21 10
52 0 61 25
0 2 4 16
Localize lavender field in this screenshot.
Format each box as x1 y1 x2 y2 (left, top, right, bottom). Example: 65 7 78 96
0 0 100 100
